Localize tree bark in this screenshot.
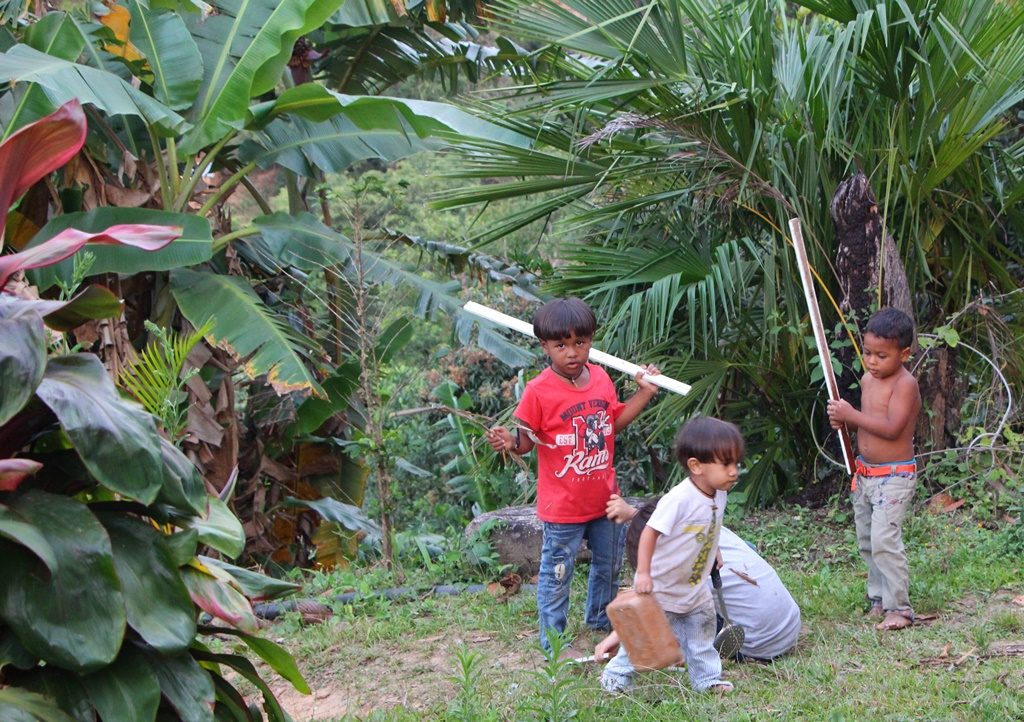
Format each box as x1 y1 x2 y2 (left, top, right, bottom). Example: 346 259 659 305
830 172 959 455
831 172 914 405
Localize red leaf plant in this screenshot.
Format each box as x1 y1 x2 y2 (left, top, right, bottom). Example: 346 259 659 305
0 99 181 290
0 459 43 492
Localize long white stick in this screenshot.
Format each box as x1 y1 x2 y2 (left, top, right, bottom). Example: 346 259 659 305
463 301 691 396
788 219 855 475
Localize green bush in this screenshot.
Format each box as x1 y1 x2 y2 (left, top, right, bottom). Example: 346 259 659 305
0 298 307 721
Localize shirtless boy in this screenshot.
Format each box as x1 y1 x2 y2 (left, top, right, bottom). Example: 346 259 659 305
827 307 921 631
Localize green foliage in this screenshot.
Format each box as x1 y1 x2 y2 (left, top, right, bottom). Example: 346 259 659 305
0 306 304 718
392 519 507 583
432 380 505 513
118 320 210 441
441 0 1024 505
918 404 1023 522
447 646 498 722
997 500 1024 556
519 632 583 721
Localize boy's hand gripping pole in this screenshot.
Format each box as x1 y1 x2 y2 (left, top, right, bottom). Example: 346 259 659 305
788 218 856 475
462 302 692 397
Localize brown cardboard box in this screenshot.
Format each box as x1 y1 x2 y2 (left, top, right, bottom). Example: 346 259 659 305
606 589 683 670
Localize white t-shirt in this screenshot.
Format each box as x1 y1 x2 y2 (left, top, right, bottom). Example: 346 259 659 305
645 478 726 614
714 527 802 659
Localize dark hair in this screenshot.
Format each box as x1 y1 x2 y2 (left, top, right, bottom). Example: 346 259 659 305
532 298 597 341
865 307 915 349
625 498 662 570
674 416 745 467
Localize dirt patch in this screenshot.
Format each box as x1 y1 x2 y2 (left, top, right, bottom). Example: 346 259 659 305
271 632 543 721
934 588 1023 626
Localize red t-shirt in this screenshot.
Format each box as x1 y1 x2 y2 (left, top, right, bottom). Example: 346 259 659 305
514 363 625 523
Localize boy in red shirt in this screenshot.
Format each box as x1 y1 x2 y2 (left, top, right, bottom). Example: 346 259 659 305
487 298 659 654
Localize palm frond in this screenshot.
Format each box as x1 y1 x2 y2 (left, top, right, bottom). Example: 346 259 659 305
118 320 212 437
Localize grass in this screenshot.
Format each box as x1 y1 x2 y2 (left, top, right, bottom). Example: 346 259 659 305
261 506 1024 721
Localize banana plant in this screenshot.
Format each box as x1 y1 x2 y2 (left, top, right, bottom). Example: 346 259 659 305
0 102 302 720
0 1 539 568
0 0 530 398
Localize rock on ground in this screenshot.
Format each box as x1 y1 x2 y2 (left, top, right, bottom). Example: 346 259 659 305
464 498 647 577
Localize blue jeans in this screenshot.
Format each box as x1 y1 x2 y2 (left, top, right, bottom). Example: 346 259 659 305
537 516 625 652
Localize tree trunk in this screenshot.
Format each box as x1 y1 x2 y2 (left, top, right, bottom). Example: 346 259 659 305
831 172 914 407
830 172 959 456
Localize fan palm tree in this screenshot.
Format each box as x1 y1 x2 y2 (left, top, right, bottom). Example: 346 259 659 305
439 0 1024 503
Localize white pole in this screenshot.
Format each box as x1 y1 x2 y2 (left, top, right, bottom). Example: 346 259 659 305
463 301 692 396
788 219 855 475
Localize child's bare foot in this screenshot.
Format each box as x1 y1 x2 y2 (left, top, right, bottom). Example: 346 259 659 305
875 610 914 631
709 681 734 694
866 601 884 619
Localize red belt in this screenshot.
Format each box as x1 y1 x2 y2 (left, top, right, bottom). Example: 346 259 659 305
855 459 917 477
852 459 916 491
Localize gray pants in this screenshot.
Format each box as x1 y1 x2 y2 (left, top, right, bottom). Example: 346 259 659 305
600 601 726 693
852 472 916 612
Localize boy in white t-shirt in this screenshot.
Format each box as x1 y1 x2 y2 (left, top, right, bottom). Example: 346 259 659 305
600 501 802 662
601 416 743 695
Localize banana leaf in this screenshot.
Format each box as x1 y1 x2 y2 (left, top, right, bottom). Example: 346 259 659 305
23 11 87 62
125 0 203 110
25 208 207 291
170 268 324 397
242 93 528 178
0 45 186 135
3 221 182 289
181 0 346 152
284 496 380 542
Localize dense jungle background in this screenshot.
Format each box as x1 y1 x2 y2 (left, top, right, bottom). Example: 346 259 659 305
1 0 1022 720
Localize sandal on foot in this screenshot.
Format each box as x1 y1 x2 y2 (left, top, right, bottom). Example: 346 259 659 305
708 681 734 694
875 610 914 631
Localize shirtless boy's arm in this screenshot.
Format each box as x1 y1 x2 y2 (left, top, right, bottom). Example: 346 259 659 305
633 525 662 594
827 373 920 440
